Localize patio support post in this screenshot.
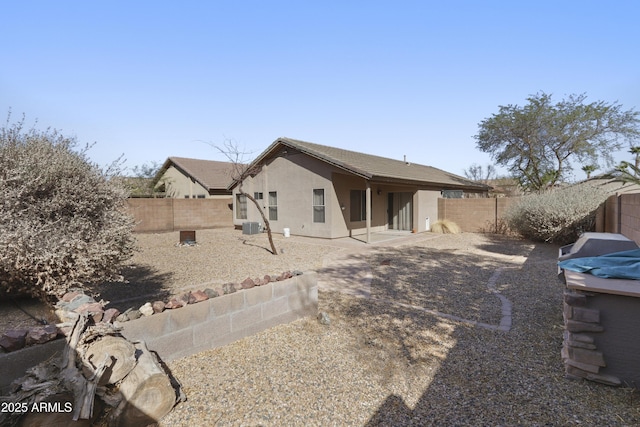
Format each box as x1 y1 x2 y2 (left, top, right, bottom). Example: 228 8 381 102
366 181 371 243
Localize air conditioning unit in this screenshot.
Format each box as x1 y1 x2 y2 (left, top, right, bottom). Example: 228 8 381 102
242 222 260 235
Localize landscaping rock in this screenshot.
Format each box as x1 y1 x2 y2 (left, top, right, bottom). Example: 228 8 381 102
222 283 237 294
66 294 95 311
152 301 166 313
204 288 219 299
102 308 120 323
25 325 58 346
0 329 28 352
127 309 142 320
61 290 83 303
191 290 209 303
241 277 256 289
139 302 154 317
263 274 273 283
165 298 186 309
317 312 330 325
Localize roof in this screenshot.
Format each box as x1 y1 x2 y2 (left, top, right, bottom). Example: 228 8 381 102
240 137 490 191
155 157 235 191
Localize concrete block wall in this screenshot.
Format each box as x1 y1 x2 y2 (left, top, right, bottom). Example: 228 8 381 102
620 193 640 244
127 198 233 232
0 272 317 393
438 197 517 233
117 271 317 362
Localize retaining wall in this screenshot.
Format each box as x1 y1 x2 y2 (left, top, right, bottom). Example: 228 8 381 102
0 272 317 394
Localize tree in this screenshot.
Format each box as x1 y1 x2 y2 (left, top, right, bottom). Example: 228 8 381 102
126 161 169 197
213 139 278 255
463 163 496 183
0 115 136 302
581 164 598 179
475 92 640 192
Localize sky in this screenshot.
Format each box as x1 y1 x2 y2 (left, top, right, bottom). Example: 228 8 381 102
2 1 639 181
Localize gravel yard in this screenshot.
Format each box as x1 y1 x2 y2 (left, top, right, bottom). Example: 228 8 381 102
4 228 640 425
148 230 640 426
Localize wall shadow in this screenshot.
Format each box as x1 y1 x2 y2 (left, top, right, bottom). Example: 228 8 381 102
85 264 174 312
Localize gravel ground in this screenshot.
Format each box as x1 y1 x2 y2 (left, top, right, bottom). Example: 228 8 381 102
4 229 640 425
151 230 640 426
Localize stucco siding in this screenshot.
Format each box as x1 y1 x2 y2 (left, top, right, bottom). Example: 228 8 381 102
159 166 210 199
233 154 338 238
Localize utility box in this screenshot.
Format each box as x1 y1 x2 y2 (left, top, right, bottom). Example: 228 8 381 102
179 230 196 245
242 222 260 235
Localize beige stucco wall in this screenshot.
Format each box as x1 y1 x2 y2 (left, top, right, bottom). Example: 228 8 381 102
157 166 210 199
233 154 339 238
233 152 455 239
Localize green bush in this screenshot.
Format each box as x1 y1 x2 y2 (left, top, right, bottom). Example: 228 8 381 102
0 117 136 302
504 184 607 245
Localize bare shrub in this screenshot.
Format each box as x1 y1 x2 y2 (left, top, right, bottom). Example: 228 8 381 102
504 183 607 245
0 116 136 302
431 219 461 234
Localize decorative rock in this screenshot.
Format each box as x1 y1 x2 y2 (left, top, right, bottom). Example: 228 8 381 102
25 325 58 346
317 312 330 325
179 292 194 304
66 294 95 311
564 291 587 306
568 347 606 367
139 302 154 317
586 372 622 386
165 298 186 309
566 320 604 333
127 309 142 320
241 277 256 289
572 307 600 324
204 288 219 299
152 301 166 313
222 283 237 294
102 308 120 323
191 290 209 303
292 270 303 276
263 275 273 283
0 329 28 352
61 290 83 303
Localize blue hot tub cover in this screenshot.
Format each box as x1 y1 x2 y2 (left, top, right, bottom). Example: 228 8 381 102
558 248 640 280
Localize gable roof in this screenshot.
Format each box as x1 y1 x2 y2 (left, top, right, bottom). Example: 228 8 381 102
243 137 490 191
155 157 235 191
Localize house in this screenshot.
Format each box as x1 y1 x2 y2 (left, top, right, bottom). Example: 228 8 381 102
153 157 235 199
229 137 491 241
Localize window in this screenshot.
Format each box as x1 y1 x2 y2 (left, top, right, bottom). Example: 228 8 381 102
236 194 247 219
197 194 205 199
268 191 278 221
313 189 325 223
254 192 263 200
350 190 366 222
184 195 190 199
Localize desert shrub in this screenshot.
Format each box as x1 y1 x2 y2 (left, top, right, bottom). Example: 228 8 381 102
504 183 607 245
431 219 461 234
0 117 136 302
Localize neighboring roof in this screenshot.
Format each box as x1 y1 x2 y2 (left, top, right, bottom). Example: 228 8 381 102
155 157 235 191
237 137 490 191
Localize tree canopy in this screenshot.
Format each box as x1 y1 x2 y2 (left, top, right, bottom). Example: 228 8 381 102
474 92 640 191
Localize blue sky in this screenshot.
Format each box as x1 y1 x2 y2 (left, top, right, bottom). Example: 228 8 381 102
2 1 639 180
